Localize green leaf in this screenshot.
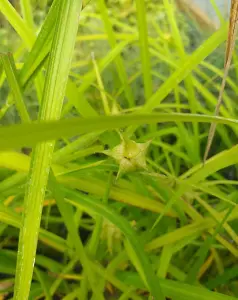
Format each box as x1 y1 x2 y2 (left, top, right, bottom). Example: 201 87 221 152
13 1 82 299
0 113 237 151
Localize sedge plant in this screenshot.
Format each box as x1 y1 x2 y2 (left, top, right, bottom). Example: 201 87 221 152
0 0 238 300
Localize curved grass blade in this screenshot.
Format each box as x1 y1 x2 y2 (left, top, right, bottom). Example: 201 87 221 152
0 113 238 151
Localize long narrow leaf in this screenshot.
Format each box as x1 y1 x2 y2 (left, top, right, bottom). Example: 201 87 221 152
13 1 82 299
0 113 238 151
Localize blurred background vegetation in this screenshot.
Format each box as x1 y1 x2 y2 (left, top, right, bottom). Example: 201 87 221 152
0 0 226 124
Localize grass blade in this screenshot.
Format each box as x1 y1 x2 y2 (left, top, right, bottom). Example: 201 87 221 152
0 113 238 151
13 1 82 299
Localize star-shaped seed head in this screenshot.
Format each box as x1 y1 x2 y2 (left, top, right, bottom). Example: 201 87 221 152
104 134 151 179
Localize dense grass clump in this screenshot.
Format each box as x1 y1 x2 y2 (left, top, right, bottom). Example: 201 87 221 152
0 0 238 299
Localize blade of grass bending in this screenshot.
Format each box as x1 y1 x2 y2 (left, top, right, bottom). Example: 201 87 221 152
13 1 82 300
204 0 238 163
1 113 238 151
